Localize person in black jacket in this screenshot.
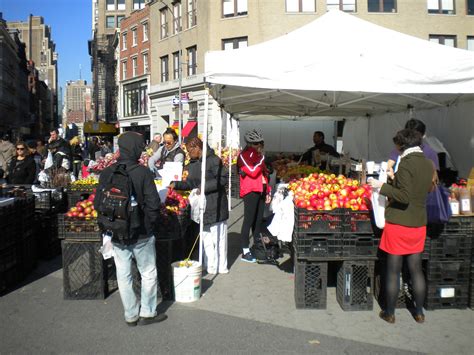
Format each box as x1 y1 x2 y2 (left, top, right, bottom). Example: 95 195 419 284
94 131 166 327
171 137 229 274
7 141 36 184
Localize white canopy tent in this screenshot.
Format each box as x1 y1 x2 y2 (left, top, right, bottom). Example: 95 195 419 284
195 10 474 264
204 10 474 118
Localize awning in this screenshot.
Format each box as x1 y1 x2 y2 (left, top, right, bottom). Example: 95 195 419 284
182 121 197 137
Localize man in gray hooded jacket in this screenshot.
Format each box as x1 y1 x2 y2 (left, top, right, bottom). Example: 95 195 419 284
0 134 15 178
95 131 167 327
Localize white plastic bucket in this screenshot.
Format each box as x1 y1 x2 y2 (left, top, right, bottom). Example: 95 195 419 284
172 261 202 303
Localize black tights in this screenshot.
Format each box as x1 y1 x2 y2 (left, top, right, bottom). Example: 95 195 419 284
385 253 425 316
240 192 265 250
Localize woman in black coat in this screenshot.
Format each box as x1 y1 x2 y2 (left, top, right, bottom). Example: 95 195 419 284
8 141 36 184
171 137 229 274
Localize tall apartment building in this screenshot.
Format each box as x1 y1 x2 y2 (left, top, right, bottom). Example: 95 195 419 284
148 0 474 147
89 0 150 123
7 15 58 127
64 80 93 131
0 14 29 136
118 5 151 141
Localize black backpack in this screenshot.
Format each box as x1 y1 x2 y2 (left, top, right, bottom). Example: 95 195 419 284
96 163 140 243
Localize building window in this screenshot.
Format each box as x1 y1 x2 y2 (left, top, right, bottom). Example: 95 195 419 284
222 36 248 50
117 0 126 10
427 0 455 14
223 0 248 17
187 0 197 27
368 0 396 12
143 22 148 41
286 0 316 12
160 9 168 39
122 33 127 50
122 61 127 80
106 16 115 28
173 51 180 79
132 28 137 46
133 0 146 10
173 2 182 33
132 57 138 77
468 0 474 15
187 46 197 76
429 34 457 47
161 55 169 82
117 15 125 26
106 0 115 11
143 53 149 73
189 101 198 120
123 81 148 117
327 0 356 11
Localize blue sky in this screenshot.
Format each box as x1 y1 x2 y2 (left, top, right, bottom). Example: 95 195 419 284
1 0 92 96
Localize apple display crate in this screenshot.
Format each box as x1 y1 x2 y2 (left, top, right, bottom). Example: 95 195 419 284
294 260 327 309
65 184 98 208
337 260 374 311
57 214 102 242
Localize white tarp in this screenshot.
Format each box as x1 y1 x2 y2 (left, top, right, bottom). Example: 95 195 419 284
205 10 474 118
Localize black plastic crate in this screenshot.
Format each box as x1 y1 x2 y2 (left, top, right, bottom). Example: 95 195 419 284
34 189 66 212
341 234 378 258
342 211 373 234
427 234 472 260
0 201 18 222
294 260 327 309
421 237 430 260
424 282 469 310
0 247 18 273
0 266 20 294
337 260 374 311
424 260 470 283
57 214 101 241
35 212 60 259
62 240 116 300
427 217 473 236
294 208 344 234
0 221 20 251
17 234 38 279
469 263 474 309
293 232 342 259
155 207 190 241
65 184 97 209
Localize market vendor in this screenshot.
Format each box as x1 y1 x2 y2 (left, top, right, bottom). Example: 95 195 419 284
148 128 185 176
300 131 339 168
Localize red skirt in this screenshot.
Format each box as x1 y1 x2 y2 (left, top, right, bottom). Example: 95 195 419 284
379 222 426 255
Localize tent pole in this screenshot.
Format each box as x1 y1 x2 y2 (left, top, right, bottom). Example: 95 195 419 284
199 89 210 265
228 114 232 212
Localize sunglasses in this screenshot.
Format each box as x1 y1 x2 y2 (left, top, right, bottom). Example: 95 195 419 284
16 147 25 151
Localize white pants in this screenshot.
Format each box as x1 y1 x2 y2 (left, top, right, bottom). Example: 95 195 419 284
202 221 228 274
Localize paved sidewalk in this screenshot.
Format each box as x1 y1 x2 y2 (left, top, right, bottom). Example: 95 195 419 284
0 198 473 354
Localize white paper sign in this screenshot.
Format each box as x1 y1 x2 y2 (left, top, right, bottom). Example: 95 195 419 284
158 162 183 188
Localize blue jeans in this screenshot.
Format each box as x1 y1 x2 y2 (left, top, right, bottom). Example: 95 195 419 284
113 236 158 322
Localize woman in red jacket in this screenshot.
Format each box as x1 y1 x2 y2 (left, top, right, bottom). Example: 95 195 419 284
237 130 271 263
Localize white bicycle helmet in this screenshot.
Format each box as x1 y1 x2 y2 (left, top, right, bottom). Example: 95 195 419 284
244 129 264 143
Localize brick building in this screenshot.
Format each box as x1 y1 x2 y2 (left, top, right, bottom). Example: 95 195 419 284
118 5 151 142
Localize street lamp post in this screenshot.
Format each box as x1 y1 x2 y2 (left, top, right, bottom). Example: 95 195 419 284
161 0 183 144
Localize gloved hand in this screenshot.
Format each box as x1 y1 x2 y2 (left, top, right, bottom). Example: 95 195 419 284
239 170 247 177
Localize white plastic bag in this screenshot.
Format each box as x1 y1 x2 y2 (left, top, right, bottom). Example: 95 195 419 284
189 188 206 223
370 162 388 229
44 151 53 169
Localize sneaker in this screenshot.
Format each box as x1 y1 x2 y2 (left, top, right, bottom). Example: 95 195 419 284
241 252 256 263
126 320 138 327
138 313 168 326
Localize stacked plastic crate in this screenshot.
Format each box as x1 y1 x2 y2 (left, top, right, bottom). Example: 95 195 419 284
423 217 473 310
293 207 377 310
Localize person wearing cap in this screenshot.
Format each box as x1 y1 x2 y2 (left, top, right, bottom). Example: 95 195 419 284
94 131 167 327
237 129 272 263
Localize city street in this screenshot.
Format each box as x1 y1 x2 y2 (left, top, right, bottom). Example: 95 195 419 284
0 200 473 354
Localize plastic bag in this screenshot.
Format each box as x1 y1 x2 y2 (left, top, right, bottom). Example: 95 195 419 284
370 162 388 229
189 188 206 223
44 151 53 169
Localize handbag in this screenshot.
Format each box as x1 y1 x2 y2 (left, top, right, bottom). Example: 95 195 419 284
426 184 452 224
